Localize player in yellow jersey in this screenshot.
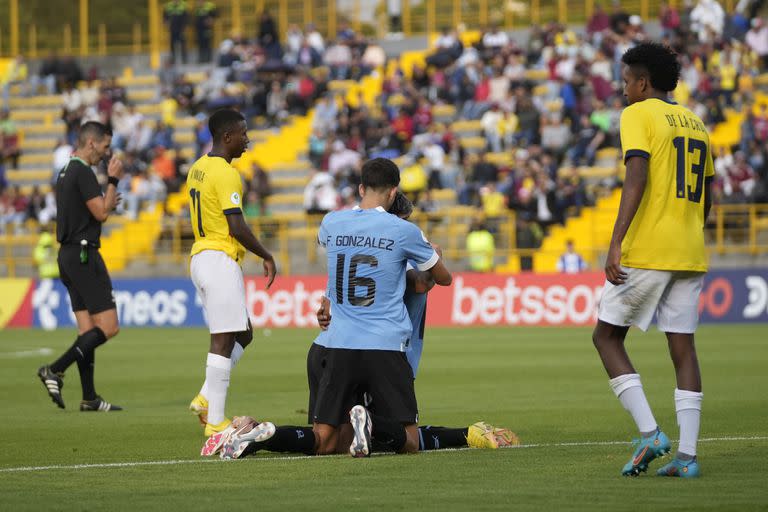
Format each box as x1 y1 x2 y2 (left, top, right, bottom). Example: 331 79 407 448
186 109 277 455
592 43 714 478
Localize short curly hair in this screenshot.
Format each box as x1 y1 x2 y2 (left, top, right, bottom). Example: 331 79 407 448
621 42 681 93
388 191 414 219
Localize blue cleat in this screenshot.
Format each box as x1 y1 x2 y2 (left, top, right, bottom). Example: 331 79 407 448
656 456 700 478
621 429 671 476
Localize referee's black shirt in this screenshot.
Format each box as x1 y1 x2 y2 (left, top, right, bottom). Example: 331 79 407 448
56 157 103 247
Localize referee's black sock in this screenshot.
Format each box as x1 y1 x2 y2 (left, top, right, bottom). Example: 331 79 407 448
370 414 407 453
418 426 469 450
77 349 97 401
50 327 107 378
257 426 316 455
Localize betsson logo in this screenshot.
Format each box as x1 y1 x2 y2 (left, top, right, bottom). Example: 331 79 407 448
451 276 603 325
245 280 325 327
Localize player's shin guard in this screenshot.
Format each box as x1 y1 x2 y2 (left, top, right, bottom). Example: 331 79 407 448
370 413 407 453
675 388 703 457
205 353 231 426
199 342 244 400
609 373 658 435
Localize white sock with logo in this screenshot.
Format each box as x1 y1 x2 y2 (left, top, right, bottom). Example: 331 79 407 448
609 374 658 435
675 388 703 457
199 342 245 399
205 353 231 426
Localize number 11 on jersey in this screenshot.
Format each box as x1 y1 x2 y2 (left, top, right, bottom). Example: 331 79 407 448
189 188 205 237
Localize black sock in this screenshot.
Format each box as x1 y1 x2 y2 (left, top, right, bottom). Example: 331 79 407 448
51 328 107 394
370 413 407 453
50 337 84 374
258 426 316 455
77 350 96 401
418 426 469 450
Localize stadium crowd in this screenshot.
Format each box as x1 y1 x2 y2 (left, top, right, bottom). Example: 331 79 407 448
1 0 767 241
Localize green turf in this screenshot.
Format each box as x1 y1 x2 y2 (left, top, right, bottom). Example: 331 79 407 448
1 325 767 511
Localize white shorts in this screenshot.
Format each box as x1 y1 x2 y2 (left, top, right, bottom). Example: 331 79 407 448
190 250 249 334
598 267 705 333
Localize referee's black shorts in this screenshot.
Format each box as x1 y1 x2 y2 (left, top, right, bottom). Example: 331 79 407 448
58 245 116 314
312 347 418 427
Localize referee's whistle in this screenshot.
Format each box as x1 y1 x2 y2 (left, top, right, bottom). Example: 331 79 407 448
79 239 89 264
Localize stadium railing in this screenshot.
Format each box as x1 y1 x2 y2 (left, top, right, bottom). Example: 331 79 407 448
1 0 705 64
3 204 768 278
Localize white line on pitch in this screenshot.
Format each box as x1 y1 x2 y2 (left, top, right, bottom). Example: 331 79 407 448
1 435 766 474
0 348 53 359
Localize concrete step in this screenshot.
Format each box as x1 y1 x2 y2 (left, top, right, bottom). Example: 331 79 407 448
126 89 158 103
20 124 66 136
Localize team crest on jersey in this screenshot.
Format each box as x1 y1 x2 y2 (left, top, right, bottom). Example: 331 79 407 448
230 192 241 205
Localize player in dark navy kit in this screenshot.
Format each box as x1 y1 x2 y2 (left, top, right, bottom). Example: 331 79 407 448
37 121 125 412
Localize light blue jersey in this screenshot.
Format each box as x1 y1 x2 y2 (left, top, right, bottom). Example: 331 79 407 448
317 207 438 352
403 289 427 377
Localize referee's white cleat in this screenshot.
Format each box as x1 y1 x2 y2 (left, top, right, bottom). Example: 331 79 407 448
79 395 123 412
37 365 65 409
349 405 373 458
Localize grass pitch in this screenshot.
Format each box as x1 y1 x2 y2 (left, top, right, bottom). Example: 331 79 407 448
1 325 766 511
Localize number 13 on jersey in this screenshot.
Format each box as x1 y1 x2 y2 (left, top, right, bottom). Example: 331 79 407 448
672 137 707 204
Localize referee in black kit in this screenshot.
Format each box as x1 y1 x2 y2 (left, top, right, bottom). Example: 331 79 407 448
37 121 125 412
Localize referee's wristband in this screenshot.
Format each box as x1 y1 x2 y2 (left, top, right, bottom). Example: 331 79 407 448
107 176 120 187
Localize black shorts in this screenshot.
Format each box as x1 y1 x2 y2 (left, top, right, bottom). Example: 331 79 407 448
313 348 417 427
306 342 327 425
58 245 116 315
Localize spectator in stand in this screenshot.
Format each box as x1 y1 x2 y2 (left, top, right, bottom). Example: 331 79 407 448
609 0 631 34
195 0 217 63
481 103 504 153
52 139 73 184
151 146 178 192
587 4 611 44
164 0 189 64
33 232 59 279
150 121 175 150
246 164 271 217
569 115 605 166
303 169 338 215
266 81 288 127
466 218 495 272
285 24 304 64
305 23 325 53
2 55 29 106
724 151 757 201
556 166 589 215
482 25 510 53
32 52 60 95
691 0 725 42
0 109 21 169
557 239 588 273
296 40 322 68
746 18 768 70
659 2 681 38
258 10 279 48
195 115 212 158
325 40 352 80
540 115 572 162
